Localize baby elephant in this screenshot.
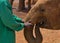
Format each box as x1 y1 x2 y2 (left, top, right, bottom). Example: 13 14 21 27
25 0 60 29
24 0 60 43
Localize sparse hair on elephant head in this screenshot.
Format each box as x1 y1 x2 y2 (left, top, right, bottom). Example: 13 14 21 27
24 0 60 29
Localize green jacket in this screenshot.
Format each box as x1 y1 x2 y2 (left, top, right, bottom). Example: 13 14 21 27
0 0 24 43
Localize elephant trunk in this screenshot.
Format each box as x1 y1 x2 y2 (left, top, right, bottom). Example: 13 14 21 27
24 23 43 43
24 25 35 43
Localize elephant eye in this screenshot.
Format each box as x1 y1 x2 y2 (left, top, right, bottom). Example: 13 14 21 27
40 8 45 12
39 6 45 12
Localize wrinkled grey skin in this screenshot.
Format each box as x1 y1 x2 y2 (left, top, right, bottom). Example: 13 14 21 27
24 0 60 43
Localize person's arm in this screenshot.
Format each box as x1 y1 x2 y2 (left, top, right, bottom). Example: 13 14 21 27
0 2 24 31
13 15 24 23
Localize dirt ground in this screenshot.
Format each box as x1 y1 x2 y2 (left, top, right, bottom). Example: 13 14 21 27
12 0 60 43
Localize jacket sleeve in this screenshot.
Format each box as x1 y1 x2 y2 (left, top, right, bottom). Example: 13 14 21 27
0 2 24 31
13 15 24 23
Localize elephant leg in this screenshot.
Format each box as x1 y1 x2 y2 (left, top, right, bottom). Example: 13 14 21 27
28 0 31 10
32 0 36 4
9 0 14 6
18 0 25 11
24 25 36 43
35 24 43 43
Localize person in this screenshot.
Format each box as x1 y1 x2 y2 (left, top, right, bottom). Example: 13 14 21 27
0 0 33 43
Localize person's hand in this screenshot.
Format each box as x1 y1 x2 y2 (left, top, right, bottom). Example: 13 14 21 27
21 20 24 23
24 22 33 28
24 22 32 26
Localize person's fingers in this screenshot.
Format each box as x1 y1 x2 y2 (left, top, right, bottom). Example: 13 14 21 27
24 22 31 25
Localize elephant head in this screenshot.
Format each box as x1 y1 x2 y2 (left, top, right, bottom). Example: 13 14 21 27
25 0 60 29
24 0 60 43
